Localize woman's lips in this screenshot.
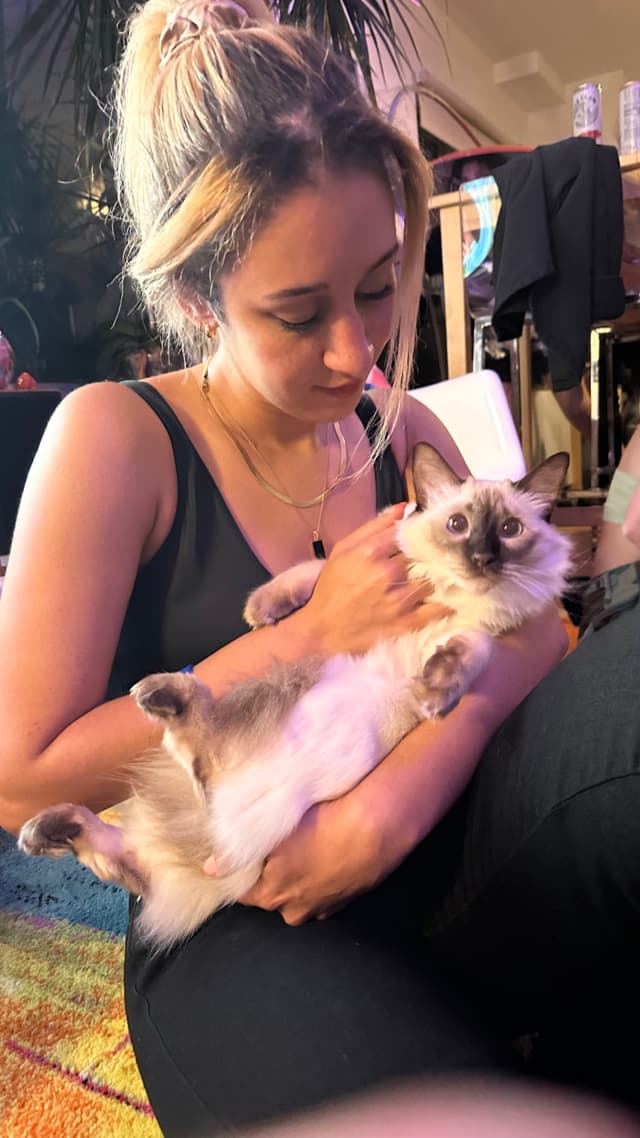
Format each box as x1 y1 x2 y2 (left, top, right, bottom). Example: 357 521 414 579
317 379 363 399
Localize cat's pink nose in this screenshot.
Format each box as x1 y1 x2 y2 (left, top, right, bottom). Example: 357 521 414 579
471 551 499 570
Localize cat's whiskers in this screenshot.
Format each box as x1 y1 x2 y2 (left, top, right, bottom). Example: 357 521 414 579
500 563 558 601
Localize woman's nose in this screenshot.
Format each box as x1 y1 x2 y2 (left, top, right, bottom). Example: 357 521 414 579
323 317 374 379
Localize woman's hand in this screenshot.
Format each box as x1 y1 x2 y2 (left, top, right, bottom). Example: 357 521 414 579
299 505 451 657
237 785 405 926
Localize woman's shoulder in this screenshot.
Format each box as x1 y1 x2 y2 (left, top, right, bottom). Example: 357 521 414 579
366 386 468 478
37 379 179 519
53 378 180 463
54 376 159 428
26 378 182 565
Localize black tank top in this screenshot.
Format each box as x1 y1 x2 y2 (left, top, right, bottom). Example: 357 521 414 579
108 382 406 698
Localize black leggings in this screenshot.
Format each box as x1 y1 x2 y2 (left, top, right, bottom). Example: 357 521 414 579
125 598 640 1136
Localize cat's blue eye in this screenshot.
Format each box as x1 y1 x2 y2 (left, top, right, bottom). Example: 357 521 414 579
501 517 523 538
447 513 468 535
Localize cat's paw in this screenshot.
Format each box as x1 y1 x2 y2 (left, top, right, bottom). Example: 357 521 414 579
18 804 93 858
244 561 323 629
132 671 199 720
243 582 296 629
419 631 493 718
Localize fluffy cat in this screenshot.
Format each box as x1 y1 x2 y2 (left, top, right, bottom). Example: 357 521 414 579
18 444 572 950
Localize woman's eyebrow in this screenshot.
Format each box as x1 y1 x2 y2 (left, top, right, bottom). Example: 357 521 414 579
263 243 400 302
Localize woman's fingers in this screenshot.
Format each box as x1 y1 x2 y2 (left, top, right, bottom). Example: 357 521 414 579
334 502 406 554
202 854 219 876
392 578 433 607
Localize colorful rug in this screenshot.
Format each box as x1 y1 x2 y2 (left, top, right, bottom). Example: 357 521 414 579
0 828 161 1137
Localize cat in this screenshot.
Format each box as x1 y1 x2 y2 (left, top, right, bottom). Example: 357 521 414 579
18 444 572 951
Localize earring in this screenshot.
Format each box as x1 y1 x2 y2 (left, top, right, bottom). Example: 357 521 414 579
201 326 219 395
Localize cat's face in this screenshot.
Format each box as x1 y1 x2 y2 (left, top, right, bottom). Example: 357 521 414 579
398 445 571 600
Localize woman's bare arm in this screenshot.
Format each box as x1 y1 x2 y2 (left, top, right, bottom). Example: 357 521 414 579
593 423 640 575
0 387 440 833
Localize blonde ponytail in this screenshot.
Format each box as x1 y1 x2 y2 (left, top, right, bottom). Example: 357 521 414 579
112 0 433 450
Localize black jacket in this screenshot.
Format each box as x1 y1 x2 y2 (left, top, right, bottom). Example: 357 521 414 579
491 137 625 390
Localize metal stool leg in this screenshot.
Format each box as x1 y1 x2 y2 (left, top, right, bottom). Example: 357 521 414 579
472 315 493 372
590 328 603 490
506 339 522 440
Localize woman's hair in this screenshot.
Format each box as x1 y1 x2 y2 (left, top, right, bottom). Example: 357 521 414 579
112 0 433 451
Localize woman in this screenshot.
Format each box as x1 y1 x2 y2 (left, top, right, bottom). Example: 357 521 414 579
0 1 637 1133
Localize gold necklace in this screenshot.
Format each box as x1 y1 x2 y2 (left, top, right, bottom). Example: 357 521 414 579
200 370 347 508
198 370 346 557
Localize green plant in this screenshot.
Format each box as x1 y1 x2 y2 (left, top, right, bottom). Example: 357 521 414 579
0 94 103 273
0 90 148 381
10 0 442 151
7 0 442 380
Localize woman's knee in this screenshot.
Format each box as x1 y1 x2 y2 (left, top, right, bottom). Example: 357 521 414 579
425 776 640 1024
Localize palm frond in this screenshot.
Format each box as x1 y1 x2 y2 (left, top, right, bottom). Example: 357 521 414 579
10 0 440 137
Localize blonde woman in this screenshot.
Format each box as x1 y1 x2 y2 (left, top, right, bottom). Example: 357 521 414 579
0 1 638 1133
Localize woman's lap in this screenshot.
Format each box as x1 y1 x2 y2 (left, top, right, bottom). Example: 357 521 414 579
125 890 507 1137
126 599 640 1131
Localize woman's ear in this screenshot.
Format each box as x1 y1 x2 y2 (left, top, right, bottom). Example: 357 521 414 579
177 290 219 336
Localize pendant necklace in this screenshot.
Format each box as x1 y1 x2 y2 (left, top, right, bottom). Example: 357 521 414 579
198 368 347 558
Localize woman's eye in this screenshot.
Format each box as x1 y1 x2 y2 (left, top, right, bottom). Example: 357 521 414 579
274 282 394 331
446 513 468 535
357 284 395 303
277 314 319 333
501 516 523 538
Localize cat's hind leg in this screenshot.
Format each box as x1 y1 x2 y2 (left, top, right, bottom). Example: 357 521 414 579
132 671 203 720
18 804 146 895
418 629 495 718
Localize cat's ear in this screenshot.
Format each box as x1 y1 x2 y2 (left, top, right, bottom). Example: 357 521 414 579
516 452 569 510
411 443 464 510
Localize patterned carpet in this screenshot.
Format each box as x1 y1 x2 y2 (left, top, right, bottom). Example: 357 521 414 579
0 828 160 1137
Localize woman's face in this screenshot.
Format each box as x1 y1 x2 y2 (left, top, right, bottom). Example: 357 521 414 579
216 168 398 422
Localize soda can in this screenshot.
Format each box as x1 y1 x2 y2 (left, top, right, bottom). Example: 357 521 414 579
620 81 640 155
573 82 602 141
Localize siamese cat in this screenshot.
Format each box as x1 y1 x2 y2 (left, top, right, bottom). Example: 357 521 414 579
19 445 571 950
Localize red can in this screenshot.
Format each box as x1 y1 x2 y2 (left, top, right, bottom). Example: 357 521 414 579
573 82 602 142
620 81 640 155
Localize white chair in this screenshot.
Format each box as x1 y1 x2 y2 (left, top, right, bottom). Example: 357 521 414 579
409 369 526 482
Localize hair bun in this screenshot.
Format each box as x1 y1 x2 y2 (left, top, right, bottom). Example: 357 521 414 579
159 0 257 68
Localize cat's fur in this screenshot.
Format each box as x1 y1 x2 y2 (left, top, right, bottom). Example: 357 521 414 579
18 445 571 950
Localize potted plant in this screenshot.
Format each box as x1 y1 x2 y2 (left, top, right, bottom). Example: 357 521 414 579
7 0 440 379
